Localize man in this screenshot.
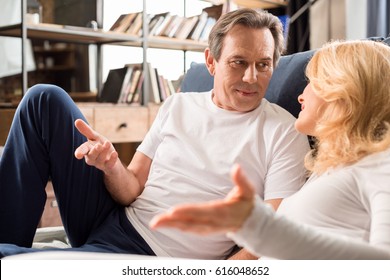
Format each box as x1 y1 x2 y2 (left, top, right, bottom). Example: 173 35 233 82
0 9 309 259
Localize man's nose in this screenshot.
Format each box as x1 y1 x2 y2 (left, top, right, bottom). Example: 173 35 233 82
242 65 258 84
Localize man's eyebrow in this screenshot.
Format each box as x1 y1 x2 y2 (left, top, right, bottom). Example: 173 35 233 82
257 57 272 61
229 55 272 60
227 55 273 61
228 55 245 60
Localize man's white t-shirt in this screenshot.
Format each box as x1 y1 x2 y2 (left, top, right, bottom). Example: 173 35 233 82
126 91 310 259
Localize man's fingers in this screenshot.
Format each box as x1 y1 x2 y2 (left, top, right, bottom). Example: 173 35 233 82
106 150 119 169
74 142 93 159
94 141 118 169
75 140 118 173
75 119 98 141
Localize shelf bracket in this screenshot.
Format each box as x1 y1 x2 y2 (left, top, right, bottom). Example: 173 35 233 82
21 0 27 95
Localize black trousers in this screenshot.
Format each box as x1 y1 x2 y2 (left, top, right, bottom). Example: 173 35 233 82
0 84 154 257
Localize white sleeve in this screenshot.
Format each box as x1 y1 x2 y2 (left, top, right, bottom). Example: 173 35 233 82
228 196 390 260
136 95 173 159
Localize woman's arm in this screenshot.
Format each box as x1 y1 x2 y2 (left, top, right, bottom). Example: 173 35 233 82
230 198 390 259
151 164 390 259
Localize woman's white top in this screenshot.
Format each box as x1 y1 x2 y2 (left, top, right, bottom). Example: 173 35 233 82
230 148 390 259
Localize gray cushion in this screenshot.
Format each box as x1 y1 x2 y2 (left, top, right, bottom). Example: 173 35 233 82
265 50 314 118
180 62 214 93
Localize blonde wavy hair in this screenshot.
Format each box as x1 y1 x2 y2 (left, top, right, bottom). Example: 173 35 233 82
305 40 390 174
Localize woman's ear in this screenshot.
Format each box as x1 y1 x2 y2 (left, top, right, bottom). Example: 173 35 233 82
205 48 216 76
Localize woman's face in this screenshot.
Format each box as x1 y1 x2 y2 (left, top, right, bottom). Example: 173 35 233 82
295 83 328 136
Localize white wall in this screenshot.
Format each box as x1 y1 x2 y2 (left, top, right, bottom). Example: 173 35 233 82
0 0 36 79
346 0 367 40
310 0 369 49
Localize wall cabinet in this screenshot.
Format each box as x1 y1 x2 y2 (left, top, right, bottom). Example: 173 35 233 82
0 103 159 146
78 103 149 143
0 109 15 146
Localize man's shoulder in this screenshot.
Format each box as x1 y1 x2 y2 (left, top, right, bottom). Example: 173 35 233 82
261 98 297 123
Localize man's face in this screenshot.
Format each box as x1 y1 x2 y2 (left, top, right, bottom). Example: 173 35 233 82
206 25 275 112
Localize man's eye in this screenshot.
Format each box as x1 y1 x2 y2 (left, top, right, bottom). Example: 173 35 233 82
229 60 246 68
257 62 271 72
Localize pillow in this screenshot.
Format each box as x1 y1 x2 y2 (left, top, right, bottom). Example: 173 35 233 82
180 62 214 93
265 50 315 118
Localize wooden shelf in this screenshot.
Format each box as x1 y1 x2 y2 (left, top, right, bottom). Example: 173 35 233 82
148 36 208 51
0 23 207 52
0 23 142 45
234 0 287 9
203 0 288 9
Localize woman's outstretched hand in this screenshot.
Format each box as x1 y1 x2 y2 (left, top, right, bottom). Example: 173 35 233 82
150 164 255 235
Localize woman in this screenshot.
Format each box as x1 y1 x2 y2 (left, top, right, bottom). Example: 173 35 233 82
150 40 390 259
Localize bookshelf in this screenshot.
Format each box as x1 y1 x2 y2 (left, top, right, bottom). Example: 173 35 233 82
0 0 212 106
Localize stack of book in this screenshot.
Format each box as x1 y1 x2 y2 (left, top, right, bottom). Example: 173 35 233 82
98 63 177 105
108 5 224 41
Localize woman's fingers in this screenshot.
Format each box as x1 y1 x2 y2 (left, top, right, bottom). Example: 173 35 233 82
150 164 256 234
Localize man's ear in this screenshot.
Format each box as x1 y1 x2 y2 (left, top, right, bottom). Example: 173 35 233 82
205 48 216 76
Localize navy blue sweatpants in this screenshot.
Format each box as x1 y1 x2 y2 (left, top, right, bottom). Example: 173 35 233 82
0 84 155 257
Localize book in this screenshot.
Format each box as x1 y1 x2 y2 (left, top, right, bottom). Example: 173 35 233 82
109 14 127 31
98 67 128 103
147 63 161 104
157 73 167 101
175 15 199 40
163 15 184 37
110 13 138 33
153 13 173 36
118 66 134 103
143 14 160 36
167 79 176 95
190 5 223 41
126 12 143 35
126 68 142 103
203 4 223 20
161 76 172 99
131 71 145 105
190 11 208 40
169 16 187 38
149 12 169 36
199 17 216 42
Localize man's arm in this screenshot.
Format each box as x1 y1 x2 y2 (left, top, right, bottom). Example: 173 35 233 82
103 151 152 206
74 119 152 206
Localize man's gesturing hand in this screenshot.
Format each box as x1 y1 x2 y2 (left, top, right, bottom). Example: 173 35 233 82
74 119 118 173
